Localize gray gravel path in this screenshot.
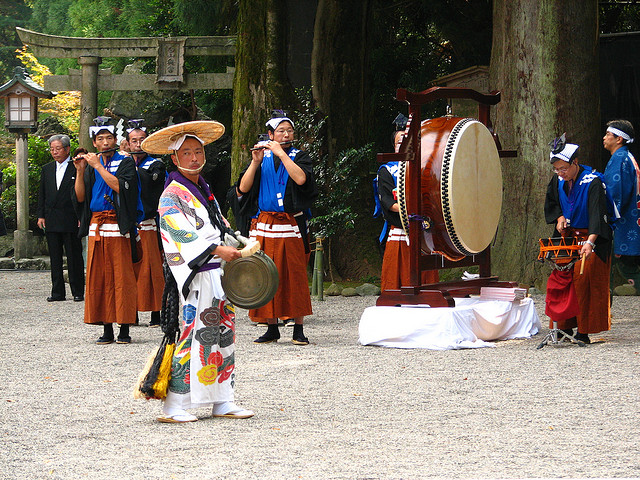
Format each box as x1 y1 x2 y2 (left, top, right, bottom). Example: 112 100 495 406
1 270 639 479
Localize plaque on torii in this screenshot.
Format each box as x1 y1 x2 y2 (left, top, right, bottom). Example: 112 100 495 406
16 27 236 148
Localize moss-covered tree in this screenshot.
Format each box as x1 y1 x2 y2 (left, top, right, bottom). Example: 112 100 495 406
231 0 296 183
490 0 600 288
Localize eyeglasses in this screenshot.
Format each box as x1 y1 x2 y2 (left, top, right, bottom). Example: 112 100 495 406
553 165 571 174
49 147 67 153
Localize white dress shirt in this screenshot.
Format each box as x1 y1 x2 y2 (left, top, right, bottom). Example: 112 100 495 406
55 157 70 189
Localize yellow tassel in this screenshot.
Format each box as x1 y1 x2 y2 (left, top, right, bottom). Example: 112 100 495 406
151 343 175 399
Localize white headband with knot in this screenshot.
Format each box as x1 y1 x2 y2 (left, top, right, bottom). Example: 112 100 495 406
266 117 294 130
168 134 205 152
607 126 634 144
550 143 579 163
89 125 115 138
126 126 146 134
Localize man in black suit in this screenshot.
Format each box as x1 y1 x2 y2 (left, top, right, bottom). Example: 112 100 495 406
37 134 85 302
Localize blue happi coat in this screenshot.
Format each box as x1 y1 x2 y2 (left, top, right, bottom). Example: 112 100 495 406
604 146 640 255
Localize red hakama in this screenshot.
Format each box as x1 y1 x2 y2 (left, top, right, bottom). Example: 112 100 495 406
84 211 138 325
135 218 164 312
381 227 439 292
248 212 312 321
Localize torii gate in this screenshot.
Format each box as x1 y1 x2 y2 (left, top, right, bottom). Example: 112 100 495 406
16 27 236 149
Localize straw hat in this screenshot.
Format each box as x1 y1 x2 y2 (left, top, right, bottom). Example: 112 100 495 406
141 120 225 155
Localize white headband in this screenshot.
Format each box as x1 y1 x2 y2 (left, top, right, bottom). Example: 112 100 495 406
607 126 634 144
266 117 294 131
89 125 115 138
550 143 579 163
126 127 147 134
168 134 205 152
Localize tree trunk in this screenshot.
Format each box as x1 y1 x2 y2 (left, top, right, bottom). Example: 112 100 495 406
311 0 372 160
311 0 379 279
231 0 296 184
490 0 599 288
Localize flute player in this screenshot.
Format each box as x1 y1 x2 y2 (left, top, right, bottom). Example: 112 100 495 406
235 110 318 345
72 116 144 345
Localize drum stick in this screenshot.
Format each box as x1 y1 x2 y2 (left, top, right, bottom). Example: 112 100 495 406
233 231 261 257
580 253 585 275
240 240 261 257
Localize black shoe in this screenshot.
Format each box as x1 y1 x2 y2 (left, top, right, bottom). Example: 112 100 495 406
47 296 65 302
96 335 114 345
292 324 309 345
73 295 84 302
149 311 161 327
574 332 591 344
292 333 309 345
254 324 280 343
116 336 132 344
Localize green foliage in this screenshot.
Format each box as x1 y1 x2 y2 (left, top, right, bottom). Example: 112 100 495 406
292 87 326 171
310 144 375 238
2 163 16 187
0 185 17 231
600 2 640 33
67 0 122 37
368 0 492 153
172 0 237 36
0 0 32 79
29 0 75 36
195 89 233 127
292 87 375 238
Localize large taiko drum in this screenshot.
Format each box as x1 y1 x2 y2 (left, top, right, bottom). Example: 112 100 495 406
398 117 502 261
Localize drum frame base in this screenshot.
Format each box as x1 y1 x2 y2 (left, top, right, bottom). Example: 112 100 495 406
536 321 587 349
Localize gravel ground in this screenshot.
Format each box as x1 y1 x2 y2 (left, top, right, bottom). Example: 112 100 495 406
1 270 640 479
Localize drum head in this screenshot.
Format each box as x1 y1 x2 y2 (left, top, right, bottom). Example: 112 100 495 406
221 251 279 309
443 119 502 255
397 117 502 260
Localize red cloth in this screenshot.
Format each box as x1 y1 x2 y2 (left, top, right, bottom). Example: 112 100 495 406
545 269 580 323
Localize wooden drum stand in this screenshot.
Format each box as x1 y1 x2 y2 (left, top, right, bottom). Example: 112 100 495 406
376 86 517 307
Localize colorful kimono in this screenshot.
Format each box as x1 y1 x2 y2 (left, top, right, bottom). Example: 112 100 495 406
158 172 235 409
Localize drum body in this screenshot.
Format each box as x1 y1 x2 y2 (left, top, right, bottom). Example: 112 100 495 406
538 237 581 270
398 117 502 261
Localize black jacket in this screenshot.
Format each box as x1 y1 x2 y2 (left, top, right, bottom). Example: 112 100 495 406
37 159 80 233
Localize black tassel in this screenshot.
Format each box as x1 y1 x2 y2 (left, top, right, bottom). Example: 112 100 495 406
139 258 181 398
